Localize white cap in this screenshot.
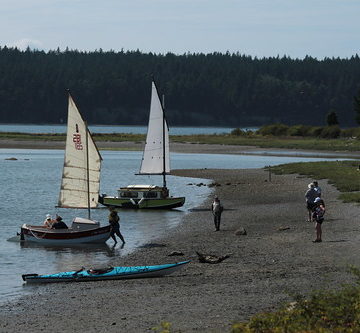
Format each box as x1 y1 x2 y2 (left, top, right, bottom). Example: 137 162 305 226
46 214 51 219
314 197 321 203
308 183 314 189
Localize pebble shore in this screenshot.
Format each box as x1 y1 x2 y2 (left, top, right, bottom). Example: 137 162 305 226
1 164 360 332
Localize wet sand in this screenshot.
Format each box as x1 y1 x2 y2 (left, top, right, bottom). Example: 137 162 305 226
1 166 360 332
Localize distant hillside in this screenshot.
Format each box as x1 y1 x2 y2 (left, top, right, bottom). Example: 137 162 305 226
0 47 359 127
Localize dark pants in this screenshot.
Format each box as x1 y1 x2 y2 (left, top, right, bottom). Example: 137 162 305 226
214 213 221 231
110 224 125 243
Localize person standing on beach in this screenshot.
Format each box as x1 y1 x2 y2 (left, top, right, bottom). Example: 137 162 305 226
313 181 322 197
312 197 325 242
305 183 317 222
108 208 125 245
211 196 223 231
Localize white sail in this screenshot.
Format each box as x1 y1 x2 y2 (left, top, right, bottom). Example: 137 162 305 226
58 95 102 208
139 82 170 175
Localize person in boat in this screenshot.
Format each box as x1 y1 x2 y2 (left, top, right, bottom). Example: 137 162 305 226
161 187 169 198
305 183 317 222
108 208 125 245
211 196 223 231
312 197 325 243
43 214 54 228
51 215 68 229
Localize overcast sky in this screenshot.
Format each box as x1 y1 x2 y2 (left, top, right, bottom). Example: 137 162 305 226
1 0 359 59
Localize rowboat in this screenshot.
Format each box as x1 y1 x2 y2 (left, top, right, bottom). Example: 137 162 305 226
20 93 111 244
99 80 185 209
22 260 190 283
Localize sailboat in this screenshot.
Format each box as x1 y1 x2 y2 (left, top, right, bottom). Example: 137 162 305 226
20 94 111 244
99 81 185 209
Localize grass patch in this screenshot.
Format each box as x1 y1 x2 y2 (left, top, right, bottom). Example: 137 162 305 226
171 134 360 151
2 132 360 151
0 132 145 142
232 268 360 332
270 160 360 203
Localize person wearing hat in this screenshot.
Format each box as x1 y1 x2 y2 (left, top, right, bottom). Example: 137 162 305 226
51 215 68 229
43 214 54 228
312 197 325 243
305 183 317 222
211 196 224 231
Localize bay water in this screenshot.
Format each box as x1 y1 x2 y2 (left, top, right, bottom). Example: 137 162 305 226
0 149 351 303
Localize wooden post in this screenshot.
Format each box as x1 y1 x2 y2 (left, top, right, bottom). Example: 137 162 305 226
268 165 271 182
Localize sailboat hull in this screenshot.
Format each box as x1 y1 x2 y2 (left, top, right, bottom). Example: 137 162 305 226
99 195 185 209
22 261 190 283
20 224 112 245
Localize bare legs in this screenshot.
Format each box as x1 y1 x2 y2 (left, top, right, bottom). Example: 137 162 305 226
314 222 322 242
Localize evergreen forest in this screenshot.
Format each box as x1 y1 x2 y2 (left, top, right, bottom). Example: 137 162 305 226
0 46 360 127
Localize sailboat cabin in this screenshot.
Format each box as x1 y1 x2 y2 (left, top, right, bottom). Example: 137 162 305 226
118 185 169 199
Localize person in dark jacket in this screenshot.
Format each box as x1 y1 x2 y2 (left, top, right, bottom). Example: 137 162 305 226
108 209 125 245
211 196 224 231
305 183 317 222
51 215 68 229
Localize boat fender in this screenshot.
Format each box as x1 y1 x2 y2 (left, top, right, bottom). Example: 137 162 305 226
22 273 39 281
138 198 145 206
130 198 137 206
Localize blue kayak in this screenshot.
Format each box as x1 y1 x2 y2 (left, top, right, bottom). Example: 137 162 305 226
22 260 190 284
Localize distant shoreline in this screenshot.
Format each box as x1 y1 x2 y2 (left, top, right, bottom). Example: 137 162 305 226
0 138 359 159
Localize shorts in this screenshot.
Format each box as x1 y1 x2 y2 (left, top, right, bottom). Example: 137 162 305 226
307 202 316 210
315 217 324 225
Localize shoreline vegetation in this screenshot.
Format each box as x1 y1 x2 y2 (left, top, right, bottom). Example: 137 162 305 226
2 124 360 151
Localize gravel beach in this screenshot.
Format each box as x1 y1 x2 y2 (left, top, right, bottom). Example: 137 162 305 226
1 164 360 332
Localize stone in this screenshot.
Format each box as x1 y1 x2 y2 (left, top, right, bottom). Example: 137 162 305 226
234 227 247 236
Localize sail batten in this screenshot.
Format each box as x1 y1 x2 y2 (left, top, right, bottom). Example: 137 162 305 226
58 95 102 209
139 82 170 175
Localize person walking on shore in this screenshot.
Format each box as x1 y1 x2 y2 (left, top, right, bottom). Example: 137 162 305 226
305 183 317 222
312 197 325 243
211 196 223 231
108 208 125 245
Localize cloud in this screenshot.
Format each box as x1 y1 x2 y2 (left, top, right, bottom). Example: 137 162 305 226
10 38 44 51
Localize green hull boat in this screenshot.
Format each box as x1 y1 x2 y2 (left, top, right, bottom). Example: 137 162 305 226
100 81 185 210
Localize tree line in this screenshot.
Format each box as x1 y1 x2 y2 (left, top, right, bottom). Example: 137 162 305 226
0 46 360 127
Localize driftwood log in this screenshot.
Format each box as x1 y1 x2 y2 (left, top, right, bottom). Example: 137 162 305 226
196 251 230 264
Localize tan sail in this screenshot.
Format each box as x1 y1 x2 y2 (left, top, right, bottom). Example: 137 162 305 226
58 95 102 208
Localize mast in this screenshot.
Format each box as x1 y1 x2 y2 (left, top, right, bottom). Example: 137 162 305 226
85 121 91 219
162 94 166 189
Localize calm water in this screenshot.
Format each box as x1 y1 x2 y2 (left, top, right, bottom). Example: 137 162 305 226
0 124 256 135
0 149 352 303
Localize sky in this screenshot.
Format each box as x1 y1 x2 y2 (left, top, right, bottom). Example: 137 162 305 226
0 0 359 59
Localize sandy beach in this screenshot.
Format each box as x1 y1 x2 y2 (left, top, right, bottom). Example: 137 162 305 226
1 158 360 332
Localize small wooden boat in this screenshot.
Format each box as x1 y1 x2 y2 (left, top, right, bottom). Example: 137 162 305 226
20 94 111 245
22 260 190 283
99 80 185 209
20 218 111 245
